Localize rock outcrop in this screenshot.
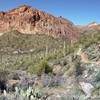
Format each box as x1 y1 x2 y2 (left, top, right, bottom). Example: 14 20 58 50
0 5 79 41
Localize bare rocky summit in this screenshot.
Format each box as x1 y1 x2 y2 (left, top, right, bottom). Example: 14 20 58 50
0 5 79 41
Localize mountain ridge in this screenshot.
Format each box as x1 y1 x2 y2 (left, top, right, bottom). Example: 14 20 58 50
0 5 79 42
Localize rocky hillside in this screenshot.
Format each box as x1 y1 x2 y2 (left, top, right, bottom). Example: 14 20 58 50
0 32 99 100
0 5 79 42
77 22 100 35
0 5 100 100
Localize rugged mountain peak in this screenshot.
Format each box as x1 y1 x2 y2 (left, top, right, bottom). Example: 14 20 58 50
0 5 79 41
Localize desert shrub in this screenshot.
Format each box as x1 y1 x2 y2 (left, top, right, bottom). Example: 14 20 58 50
0 70 9 92
75 62 83 76
0 70 9 80
95 71 100 82
92 86 100 97
45 53 57 61
44 64 52 74
63 58 82 77
64 63 76 76
0 64 4 71
28 59 52 75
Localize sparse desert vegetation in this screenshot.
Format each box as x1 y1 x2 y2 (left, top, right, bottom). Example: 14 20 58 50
0 30 99 99
0 4 100 100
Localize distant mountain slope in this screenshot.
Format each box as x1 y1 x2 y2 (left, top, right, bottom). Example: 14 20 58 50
77 22 100 35
0 5 79 42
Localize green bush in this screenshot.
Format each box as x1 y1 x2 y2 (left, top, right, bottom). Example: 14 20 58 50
95 71 100 82
28 59 52 75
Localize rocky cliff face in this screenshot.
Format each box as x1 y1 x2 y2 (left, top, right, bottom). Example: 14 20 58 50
0 5 79 41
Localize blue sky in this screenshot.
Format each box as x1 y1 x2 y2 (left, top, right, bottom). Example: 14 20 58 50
0 0 100 25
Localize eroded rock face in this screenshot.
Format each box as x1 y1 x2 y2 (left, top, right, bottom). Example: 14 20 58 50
0 5 79 41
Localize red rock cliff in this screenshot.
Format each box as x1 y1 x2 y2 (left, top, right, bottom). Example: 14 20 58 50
0 5 79 41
